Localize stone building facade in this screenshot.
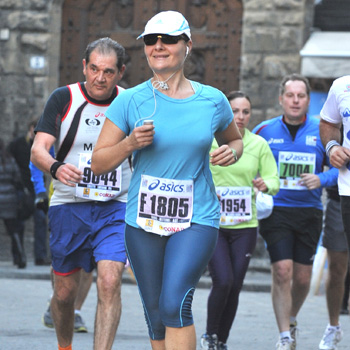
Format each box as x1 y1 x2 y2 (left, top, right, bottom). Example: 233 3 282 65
0 0 314 143
241 0 314 123
0 0 63 142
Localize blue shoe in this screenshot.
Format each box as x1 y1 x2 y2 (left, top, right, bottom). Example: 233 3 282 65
74 313 88 333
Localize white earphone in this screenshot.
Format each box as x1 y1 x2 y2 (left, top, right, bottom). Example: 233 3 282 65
186 47 189 56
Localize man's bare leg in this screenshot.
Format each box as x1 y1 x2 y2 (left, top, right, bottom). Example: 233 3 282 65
75 270 93 311
271 259 293 333
326 251 348 325
51 270 81 347
94 260 124 350
290 262 313 318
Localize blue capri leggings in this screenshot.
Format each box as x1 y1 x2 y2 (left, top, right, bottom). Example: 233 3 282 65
125 223 218 340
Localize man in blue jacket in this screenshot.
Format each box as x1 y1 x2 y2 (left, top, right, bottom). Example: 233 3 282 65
252 73 338 350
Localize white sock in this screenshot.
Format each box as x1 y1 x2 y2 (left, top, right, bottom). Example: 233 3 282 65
280 331 291 340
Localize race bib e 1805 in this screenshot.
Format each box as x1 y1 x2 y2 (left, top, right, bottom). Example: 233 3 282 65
136 174 193 236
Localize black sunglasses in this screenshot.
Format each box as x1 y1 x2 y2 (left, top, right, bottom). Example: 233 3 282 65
143 34 185 46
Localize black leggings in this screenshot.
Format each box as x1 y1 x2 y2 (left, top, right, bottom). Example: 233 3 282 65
206 227 257 343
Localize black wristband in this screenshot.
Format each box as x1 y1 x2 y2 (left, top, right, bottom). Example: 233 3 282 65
50 161 65 180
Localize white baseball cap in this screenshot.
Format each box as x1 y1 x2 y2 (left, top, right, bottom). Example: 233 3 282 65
137 11 191 40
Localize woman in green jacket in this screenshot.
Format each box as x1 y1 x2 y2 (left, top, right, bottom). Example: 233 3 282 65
201 91 280 350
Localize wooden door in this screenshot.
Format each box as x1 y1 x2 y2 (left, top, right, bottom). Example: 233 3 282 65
60 0 243 94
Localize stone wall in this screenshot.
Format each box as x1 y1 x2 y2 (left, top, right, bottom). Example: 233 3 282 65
0 0 315 142
0 0 62 143
240 0 315 128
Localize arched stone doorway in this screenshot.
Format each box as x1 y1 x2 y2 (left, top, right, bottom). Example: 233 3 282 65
59 0 243 94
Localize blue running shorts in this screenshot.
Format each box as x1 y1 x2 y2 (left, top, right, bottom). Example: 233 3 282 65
48 200 126 274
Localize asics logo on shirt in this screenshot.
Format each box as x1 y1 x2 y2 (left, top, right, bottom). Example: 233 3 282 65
148 180 185 193
221 188 249 196
268 138 284 144
285 153 312 162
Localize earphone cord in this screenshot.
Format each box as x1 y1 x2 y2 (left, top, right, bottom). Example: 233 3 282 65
134 51 188 128
134 85 157 129
152 71 177 90
151 49 188 90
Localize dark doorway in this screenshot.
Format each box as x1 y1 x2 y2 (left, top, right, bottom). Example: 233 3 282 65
59 0 243 94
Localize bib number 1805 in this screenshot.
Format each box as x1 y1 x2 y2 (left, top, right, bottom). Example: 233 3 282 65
139 193 189 218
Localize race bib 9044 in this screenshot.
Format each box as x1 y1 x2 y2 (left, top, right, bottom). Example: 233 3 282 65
76 153 122 201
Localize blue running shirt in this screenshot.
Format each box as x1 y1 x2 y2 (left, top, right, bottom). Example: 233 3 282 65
106 80 233 229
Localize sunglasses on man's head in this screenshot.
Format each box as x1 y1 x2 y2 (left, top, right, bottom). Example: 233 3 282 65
143 34 185 46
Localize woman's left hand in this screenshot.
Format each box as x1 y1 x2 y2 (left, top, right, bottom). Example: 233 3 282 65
210 145 236 166
252 177 268 192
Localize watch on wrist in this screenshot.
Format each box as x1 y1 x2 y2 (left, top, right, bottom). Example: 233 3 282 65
231 148 238 162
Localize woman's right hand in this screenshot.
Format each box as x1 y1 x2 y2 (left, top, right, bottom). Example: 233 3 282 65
128 124 155 150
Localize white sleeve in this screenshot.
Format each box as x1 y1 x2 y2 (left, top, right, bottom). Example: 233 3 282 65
320 82 342 124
